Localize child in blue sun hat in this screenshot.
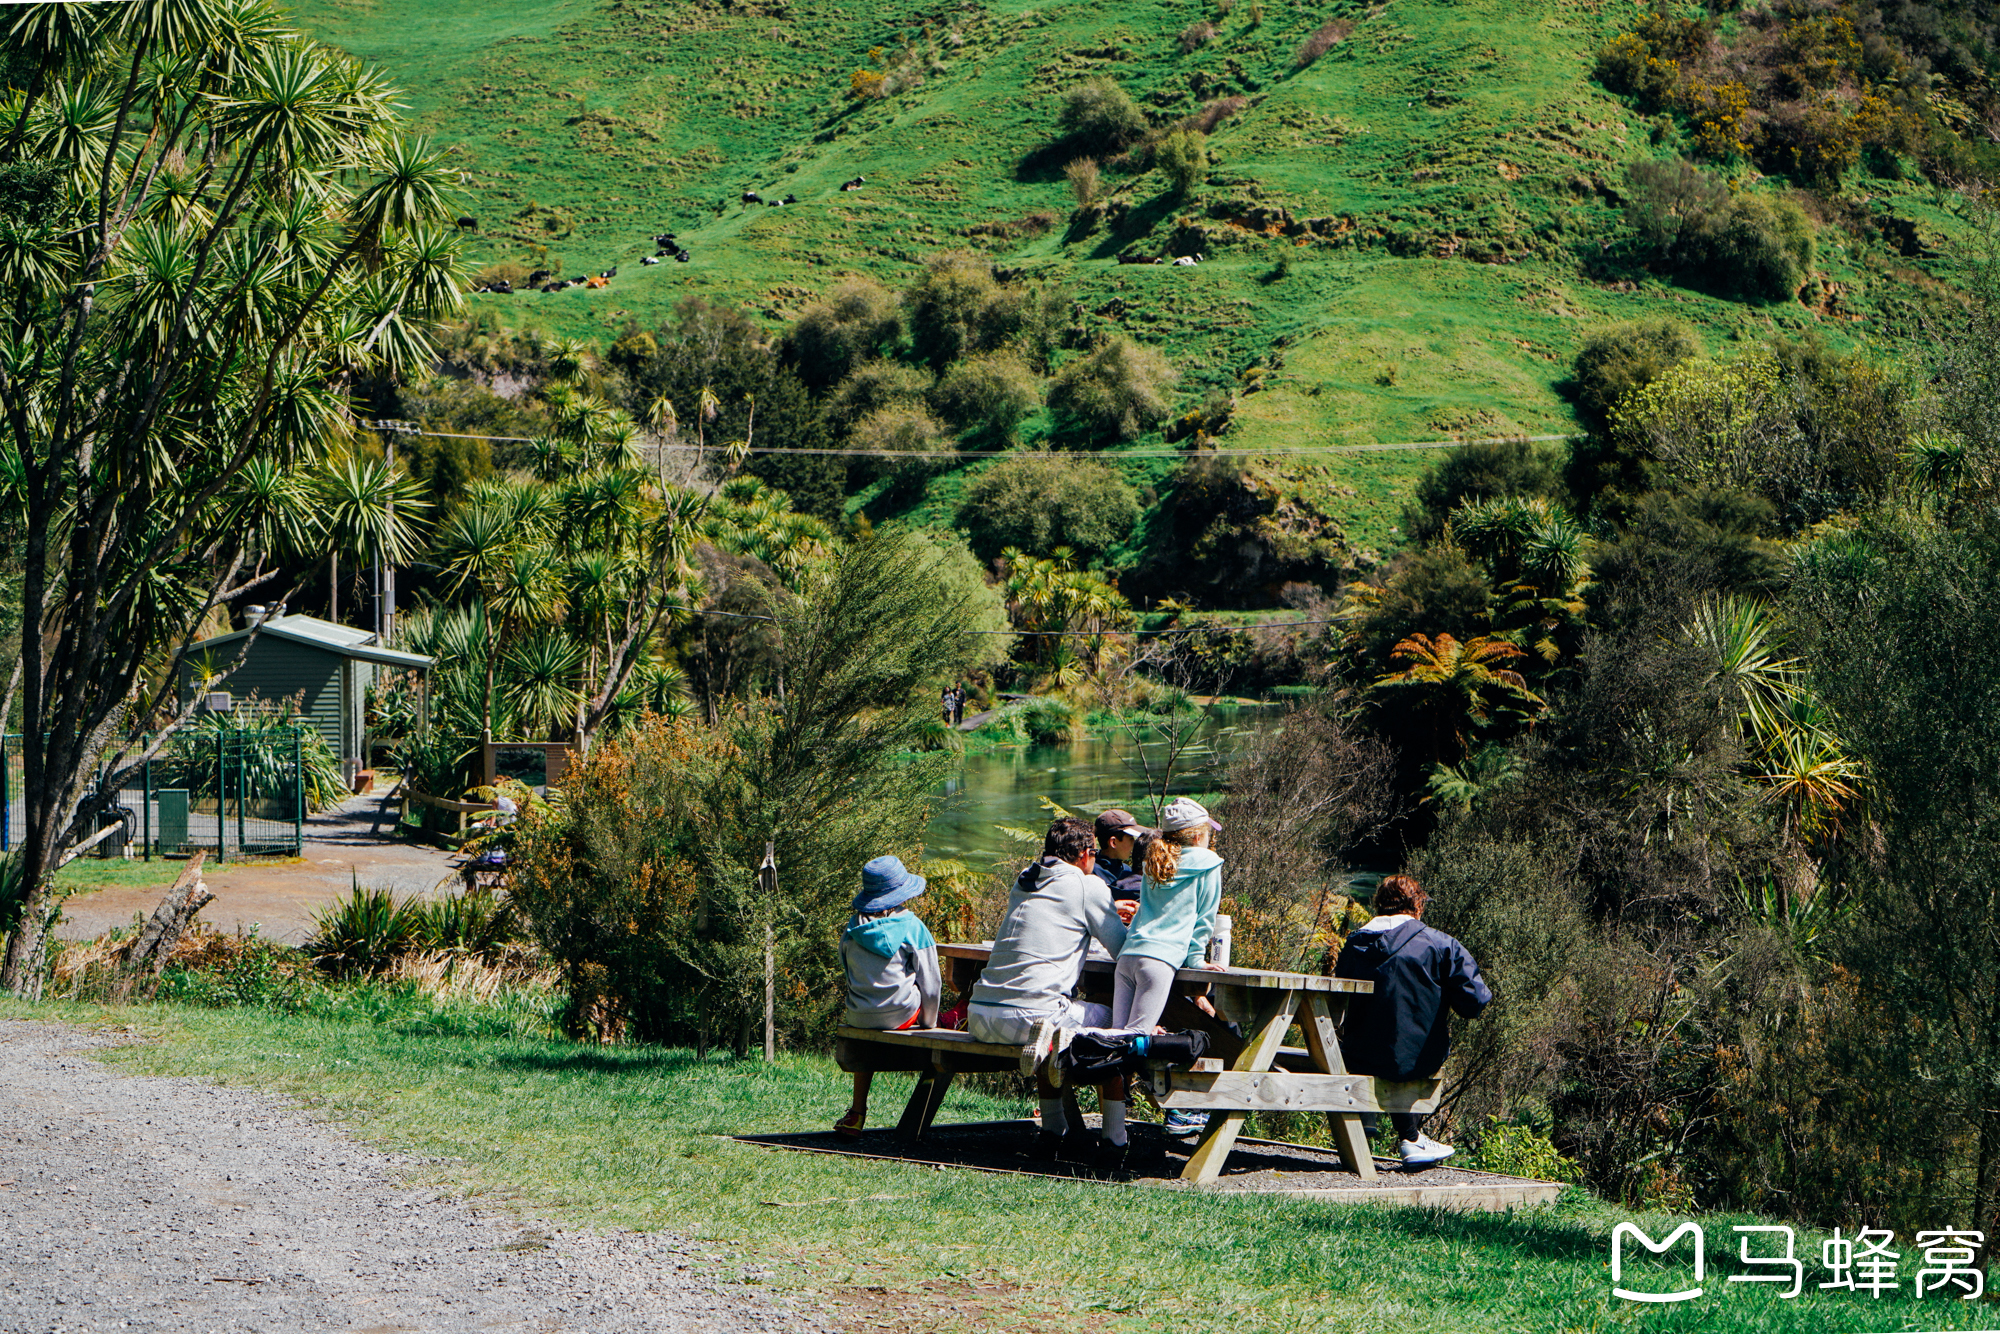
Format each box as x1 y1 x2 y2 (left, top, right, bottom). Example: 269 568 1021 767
835 854 950 1138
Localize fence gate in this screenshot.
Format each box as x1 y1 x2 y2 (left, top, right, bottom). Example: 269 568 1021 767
0 726 307 861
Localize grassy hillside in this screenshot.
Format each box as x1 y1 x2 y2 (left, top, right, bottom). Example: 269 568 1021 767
294 0 1980 555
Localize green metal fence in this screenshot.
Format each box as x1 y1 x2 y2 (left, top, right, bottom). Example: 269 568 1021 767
0 726 307 861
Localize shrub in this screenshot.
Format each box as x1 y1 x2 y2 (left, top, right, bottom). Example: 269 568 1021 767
1156 127 1209 196
1046 337 1178 443
827 361 931 434
903 253 1025 372
784 276 902 392
1467 1116 1583 1182
1179 21 1217 53
1294 18 1353 68
1064 156 1101 207
849 68 886 100
1057 77 1148 155
1623 162 1814 302
930 350 1042 441
851 402 949 457
509 536 970 1048
1570 317 1700 436
307 883 424 976
1404 438 1565 545
955 453 1139 561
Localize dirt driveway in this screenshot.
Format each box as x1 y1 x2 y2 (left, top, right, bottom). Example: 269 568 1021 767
54 794 462 946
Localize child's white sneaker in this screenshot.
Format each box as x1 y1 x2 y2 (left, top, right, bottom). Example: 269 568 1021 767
1399 1134 1455 1167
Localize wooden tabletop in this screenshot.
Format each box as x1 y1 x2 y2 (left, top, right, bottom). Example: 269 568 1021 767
938 942 1372 994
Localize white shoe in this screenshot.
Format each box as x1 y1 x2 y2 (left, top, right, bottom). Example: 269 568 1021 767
1399 1134 1455 1167
1021 1018 1058 1079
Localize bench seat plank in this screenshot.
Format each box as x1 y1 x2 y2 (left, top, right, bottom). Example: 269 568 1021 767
1158 1069 1443 1115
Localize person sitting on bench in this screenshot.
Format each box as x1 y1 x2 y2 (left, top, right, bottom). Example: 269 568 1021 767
967 816 1128 1166
835 855 947 1139
1332 873 1492 1167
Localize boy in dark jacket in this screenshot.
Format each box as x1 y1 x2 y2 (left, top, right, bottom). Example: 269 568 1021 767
1332 873 1491 1167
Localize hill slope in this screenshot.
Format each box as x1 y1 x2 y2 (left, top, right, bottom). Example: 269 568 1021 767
294 0 1980 556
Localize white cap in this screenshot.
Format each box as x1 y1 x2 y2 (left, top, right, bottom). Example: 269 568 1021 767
1159 797 1220 833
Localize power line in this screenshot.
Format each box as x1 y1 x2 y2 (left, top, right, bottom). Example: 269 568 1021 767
692 607 1345 637
391 424 1572 459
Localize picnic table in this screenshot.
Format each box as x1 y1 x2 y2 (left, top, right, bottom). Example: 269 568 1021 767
834 942 1444 1185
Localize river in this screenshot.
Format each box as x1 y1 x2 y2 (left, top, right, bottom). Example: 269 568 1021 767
922 707 1276 867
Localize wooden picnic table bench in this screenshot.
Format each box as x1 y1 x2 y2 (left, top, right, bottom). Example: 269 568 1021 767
835 943 1443 1186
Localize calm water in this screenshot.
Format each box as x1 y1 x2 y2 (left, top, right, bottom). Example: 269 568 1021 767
922 709 1277 867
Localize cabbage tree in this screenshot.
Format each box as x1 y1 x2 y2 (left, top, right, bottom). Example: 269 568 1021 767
0 0 464 990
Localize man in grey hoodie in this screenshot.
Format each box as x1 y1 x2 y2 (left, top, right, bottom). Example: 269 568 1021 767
969 816 1128 1157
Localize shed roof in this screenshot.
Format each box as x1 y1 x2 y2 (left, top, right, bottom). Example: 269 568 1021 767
192 614 435 670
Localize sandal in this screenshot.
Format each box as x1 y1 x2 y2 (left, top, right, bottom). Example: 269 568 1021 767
833 1108 866 1140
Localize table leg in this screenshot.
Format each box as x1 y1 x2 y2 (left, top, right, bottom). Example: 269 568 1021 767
1296 993 1376 1180
895 1069 955 1142
1180 987 1299 1187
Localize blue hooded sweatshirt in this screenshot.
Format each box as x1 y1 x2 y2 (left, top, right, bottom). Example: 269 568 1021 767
841 909 941 1029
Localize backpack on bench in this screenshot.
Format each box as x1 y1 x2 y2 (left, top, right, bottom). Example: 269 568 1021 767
1056 1028 1209 1083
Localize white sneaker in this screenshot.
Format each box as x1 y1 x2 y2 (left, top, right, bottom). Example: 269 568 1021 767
1020 1017 1055 1077
1399 1134 1455 1167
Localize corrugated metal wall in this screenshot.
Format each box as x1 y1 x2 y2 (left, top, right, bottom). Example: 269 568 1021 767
186 638 343 754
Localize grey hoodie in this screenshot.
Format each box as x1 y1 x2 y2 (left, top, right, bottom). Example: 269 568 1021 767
969 856 1128 1016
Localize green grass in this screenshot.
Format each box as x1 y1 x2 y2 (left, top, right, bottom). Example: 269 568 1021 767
52 857 205 895
284 0 1983 563
7 993 1993 1332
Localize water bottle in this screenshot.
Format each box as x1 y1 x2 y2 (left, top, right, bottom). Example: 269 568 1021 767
1210 913 1232 968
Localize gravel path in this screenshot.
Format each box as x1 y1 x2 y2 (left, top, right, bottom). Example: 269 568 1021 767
0 1020 835 1334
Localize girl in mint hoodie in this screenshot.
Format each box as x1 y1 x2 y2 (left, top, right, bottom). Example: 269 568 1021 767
1112 797 1226 1034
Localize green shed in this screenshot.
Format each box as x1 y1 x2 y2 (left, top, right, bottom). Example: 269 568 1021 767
186 613 433 766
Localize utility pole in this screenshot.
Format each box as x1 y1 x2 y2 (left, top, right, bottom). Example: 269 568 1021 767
368 420 418 645
758 841 778 1061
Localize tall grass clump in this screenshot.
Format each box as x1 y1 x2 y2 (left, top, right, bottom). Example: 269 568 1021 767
1294 18 1353 67
1064 156 1101 207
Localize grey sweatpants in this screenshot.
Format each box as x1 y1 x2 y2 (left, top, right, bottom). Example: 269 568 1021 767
1112 954 1180 1032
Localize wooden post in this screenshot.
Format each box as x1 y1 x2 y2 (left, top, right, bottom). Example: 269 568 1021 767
758 841 777 1061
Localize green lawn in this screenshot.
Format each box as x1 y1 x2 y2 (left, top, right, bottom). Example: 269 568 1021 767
5 994 1989 1333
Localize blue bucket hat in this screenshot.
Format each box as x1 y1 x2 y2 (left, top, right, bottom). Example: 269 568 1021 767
853 855 927 913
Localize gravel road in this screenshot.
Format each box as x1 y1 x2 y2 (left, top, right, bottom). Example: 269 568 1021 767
0 1020 835 1334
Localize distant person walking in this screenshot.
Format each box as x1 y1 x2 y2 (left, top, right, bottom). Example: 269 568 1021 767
951 682 967 727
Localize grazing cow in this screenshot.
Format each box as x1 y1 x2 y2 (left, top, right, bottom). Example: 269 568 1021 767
1172 254 1203 266
641 255 660 265
840 176 865 191
568 275 586 285
586 275 609 288
600 267 617 279
542 282 562 293
491 279 513 293
674 250 691 263
1117 253 1159 265
782 193 797 205
456 215 477 230
527 269 551 286
653 233 676 247
742 190 761 203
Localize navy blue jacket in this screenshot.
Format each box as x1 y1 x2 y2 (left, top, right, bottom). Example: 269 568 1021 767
1094 857 1142 900
1332 919 1492 1081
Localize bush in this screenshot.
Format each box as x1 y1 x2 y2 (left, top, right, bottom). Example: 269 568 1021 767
930 350 1041 442
1294 18 1354 68
1156 128 1209 196
1467 1116 1583 1182
1405 438 1565 545
956 453 1139 561
1056 77 1148 155
1623 161 1815 301
1064 156 1101 207
784 277 902 392
307 883 424 976
826 361 931 434
1569 317 1700 437
1046 337 1178 443
1179 21 1217 53
509 535 974 1048
851 402 949 456
903 254 1025 372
